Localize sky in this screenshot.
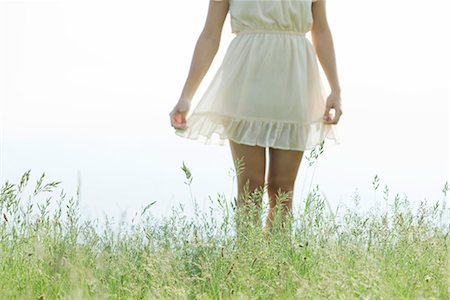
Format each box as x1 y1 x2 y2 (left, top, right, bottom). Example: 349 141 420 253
0 0 449 225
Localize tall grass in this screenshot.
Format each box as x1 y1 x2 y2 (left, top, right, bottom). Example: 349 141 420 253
0 166 448 299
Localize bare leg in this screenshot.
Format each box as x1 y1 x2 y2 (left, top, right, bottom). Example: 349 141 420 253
265 147 304 233
228 139 266 232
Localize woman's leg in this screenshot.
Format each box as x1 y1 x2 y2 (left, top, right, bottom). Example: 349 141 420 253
265 147 304 232
229 139 266 229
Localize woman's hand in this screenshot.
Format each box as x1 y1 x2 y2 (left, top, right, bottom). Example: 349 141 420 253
169 96 191 130
323 91 343 124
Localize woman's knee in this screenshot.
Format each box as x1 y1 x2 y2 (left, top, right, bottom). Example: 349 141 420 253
267 175 295 193
238 174 265 196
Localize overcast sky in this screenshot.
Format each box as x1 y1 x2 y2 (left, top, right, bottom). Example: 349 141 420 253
1 0 449 224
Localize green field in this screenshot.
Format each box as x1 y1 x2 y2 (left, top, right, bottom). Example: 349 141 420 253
0 168 448 299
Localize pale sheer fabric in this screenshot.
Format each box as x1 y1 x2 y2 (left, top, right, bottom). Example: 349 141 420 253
174 0 340 151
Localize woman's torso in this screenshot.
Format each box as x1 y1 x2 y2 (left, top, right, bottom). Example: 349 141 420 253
229 0 314 34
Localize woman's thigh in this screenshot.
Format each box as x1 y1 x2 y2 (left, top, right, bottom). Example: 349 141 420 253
228 139 266 195
267 147 304 191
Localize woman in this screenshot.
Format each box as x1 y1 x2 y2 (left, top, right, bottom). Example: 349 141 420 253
169 0 342 232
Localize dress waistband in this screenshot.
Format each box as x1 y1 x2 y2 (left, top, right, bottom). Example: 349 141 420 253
236 29 306 36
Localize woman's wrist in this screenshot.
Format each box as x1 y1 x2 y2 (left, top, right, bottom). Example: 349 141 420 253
180 94 192 102
331 88 341 96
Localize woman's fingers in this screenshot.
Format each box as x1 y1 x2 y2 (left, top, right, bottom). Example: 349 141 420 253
323 107 343 124
330 109 342 124
323 111 332 122
170 110 188 129
170 98 191 129
323 93 343 125
323 101 332 121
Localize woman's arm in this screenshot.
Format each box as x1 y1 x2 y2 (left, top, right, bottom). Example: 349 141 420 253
170 0 229 129
311 0 343 124
179 0 229 101
311 0 341 94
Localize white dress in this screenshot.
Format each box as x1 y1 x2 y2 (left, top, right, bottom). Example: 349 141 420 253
174 0 340 151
